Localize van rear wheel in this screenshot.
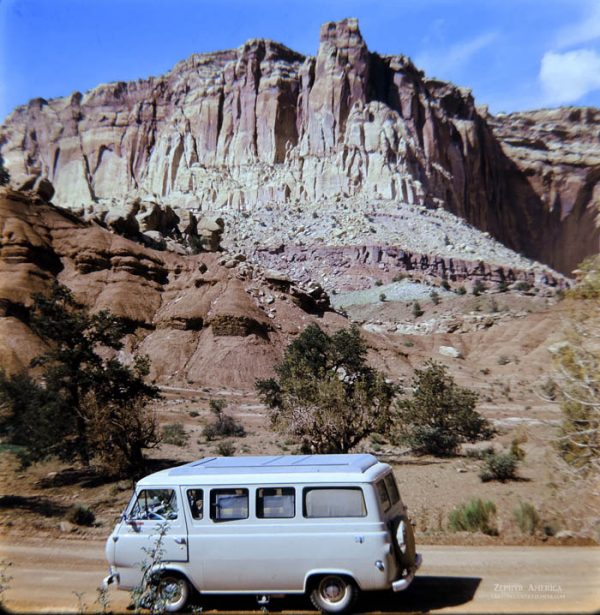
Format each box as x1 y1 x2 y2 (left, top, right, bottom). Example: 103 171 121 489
310 575 358 614
156 573 190 612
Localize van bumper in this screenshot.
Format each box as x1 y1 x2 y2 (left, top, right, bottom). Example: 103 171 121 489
392 553 422 592
101 568 120 590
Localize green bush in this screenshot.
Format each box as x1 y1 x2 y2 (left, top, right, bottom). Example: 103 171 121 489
479 451 519 482
456 285 467 295
203 399 246 441
379 293 386 302
430 290 440 305
472 280 486 296
68 505 96 526
216 441 235 456
515 280 531 292
161 422 189 447
396 361 493 456
375 279 383 287
513 501 540 535
448 498 497 535
441 280 451 291
412 301 424 318
393 273 406 283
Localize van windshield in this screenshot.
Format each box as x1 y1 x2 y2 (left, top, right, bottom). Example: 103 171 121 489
129 488 178 520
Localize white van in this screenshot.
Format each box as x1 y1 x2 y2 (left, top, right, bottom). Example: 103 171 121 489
103 454 421 613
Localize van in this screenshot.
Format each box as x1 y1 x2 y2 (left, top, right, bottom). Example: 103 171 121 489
103 454 421 613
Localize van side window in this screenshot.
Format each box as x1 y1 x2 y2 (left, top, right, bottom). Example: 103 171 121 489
384 473 400 506
377 479 391 512
130 489 178 521
256 487 295 518
303 487 367 518
210 488 249 522
186 489 204 520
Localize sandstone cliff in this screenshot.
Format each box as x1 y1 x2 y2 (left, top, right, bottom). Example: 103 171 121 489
0 188 344 386
1 18 598 274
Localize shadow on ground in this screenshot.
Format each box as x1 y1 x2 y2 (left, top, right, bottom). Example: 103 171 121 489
186 575 481 613
0 494 69 517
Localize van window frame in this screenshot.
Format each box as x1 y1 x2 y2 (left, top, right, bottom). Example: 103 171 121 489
256 486 296 519
128 487 179 521
209 487 250 523
302 486 367 519
185 488 204 521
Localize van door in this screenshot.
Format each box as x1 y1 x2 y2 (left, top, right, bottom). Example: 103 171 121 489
114 487 189 585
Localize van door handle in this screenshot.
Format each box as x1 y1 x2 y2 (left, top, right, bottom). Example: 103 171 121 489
174 538 187 545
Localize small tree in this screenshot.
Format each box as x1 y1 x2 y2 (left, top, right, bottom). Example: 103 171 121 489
0 283 160 476
396 361 492 455
553 256 600 478
256 324 395 453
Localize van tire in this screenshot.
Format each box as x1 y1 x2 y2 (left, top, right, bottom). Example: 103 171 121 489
309 575 358 614
156 572 190 612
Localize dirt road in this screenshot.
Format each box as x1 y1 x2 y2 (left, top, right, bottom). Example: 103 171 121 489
1 538 598 613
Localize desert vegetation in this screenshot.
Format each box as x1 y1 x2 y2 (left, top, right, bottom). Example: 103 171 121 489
396 361 493 456
0 283 160 477
256 324 395 453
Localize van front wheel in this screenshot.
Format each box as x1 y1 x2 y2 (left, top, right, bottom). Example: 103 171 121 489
310 575 358 614
156 573 190 612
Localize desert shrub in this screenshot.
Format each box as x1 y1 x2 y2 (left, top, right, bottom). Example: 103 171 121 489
479 451 519 482
216 441 235 456
456 285 467 295
515 280 531 292
430 290 440 305
448 498 497 535
256 324 395 453
393 273 406 282
497 280 509 293
68 505 96 527
513 501 540 535
203 399 246 441
497 355 511 365
379 293 386 302
375 279 383 287
396 361 493 456
510 434 527 460
472 280 486 296
189 410 200 418
539 378 558 401
412 301 424 318
441 279 451 291
161 422 189 447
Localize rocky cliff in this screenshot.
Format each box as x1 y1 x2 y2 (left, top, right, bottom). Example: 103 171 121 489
0 188 344 386
1 18 598 274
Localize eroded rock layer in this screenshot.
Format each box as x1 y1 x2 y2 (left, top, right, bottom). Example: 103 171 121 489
1 18 598 273
0 188 344 386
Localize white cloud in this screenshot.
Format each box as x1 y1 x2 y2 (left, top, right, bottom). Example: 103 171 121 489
416 31 498 78
555 2 600 49
539 48 600 104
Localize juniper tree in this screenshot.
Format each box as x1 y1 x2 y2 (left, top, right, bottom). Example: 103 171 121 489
256 324 395 453
0 283 160 475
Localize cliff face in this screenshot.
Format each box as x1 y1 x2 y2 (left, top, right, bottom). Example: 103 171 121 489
1 18 598 273
0 188 344 386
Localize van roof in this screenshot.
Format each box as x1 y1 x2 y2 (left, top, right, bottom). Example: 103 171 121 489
137 454 389 486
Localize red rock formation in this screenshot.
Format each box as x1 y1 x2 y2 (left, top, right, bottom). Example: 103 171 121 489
0 19 597 274
0 188 344 386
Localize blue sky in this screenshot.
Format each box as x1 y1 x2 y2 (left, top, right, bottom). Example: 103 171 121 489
1 0 600 121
